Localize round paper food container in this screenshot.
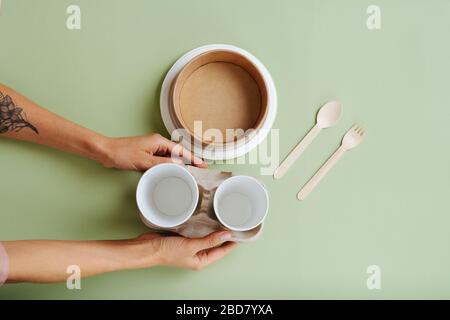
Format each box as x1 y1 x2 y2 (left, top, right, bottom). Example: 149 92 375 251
160 44 277 160
170 50 269 148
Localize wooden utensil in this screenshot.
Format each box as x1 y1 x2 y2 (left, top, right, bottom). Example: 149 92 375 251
273 101 343 179
297 125 366 200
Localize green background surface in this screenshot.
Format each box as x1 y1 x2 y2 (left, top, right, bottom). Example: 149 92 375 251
0 0 449 299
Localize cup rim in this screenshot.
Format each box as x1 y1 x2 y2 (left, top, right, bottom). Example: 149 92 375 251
136 163 199 228
213 175 269 232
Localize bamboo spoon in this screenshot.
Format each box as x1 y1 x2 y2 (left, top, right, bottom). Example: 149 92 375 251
273 101 343 179
297 125 366 200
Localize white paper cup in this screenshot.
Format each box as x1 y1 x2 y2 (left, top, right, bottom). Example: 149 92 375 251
136 163 199 228
213 176 269 232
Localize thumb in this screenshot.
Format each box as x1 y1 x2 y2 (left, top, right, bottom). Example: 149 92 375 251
190 231 233 252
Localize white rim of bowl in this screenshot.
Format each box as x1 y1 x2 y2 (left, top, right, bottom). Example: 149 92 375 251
213 175 269 232
160 44 278 160
136 163 199 228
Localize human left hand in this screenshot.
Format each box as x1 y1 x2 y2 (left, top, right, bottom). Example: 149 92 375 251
99 133 207 171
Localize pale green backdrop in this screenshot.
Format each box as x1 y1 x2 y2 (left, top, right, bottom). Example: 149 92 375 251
0 0 449 299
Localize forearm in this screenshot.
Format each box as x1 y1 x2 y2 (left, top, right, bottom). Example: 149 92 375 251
0 84 109 164
2 239 159 283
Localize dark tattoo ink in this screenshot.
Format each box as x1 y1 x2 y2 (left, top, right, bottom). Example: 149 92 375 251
0 91 39 134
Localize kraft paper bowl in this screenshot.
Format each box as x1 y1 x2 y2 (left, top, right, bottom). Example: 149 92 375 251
170 50 269 147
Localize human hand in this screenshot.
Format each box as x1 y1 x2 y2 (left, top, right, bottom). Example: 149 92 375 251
132 231 237 271
1 232 235 283
99 133 207 171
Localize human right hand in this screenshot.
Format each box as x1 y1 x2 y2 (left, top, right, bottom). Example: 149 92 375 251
132 231 236 271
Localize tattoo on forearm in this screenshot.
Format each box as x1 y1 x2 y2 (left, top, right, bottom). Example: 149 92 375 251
0 91 39 134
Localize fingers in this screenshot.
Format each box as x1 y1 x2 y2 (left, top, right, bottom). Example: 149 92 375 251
189 231 232 252
150 156 184 166
162 138 207 168
198 242 237 265
137 155 184 171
